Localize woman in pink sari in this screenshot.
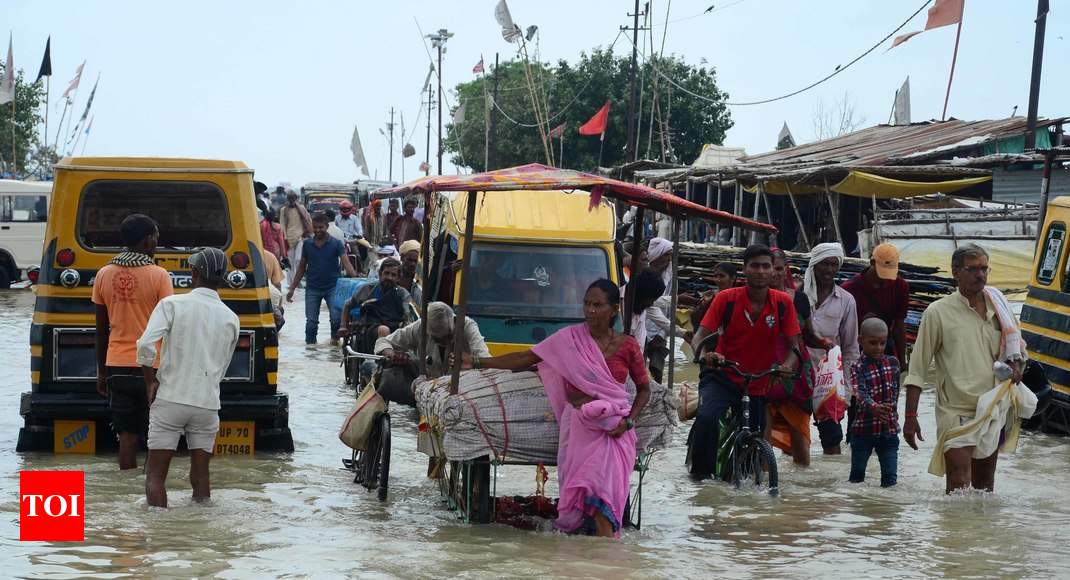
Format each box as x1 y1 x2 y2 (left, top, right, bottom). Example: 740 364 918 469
464 279 651 537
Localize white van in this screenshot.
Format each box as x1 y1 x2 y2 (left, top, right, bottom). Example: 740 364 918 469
0 179 51 288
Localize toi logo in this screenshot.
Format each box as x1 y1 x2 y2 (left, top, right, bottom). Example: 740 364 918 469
19 471 84 542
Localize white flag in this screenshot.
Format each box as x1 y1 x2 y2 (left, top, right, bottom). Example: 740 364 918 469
452 101 466 125
0 35 14 105
893 77 911 126
421 63 434 94
61 61 85 101
350 126 369 176
495 0 521 43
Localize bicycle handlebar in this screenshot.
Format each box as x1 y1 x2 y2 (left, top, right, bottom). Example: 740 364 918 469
715 359 799 381
344 346 384 361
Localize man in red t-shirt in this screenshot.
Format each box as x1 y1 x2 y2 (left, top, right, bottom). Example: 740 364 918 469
688 244 802 480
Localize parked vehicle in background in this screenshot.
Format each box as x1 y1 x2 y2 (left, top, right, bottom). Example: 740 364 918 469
0 179 51 288
301 182 358 215
16 157 294 454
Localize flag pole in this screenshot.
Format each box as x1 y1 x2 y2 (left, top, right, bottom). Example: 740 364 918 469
597 131 605 168
940 17 964 121
12 84 16 176
559 133 564 169
43 75 49 152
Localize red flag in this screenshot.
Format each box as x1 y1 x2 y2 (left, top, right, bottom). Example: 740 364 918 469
548 122 566 138
892 0 964 48
472 57 484 74
578 100 610 136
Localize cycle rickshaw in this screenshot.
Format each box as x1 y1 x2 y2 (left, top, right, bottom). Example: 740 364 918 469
346 163 775 523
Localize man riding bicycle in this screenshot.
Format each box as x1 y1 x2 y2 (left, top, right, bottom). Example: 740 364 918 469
338 258 415 358
689 244 802 481
373 302 491 406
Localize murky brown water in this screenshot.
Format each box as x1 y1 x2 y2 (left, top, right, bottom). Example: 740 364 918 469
2 288 1069 577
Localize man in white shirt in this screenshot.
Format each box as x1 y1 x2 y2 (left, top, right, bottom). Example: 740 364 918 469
137 248 240 508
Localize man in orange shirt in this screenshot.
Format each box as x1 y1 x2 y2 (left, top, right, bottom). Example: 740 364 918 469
93 214 174 470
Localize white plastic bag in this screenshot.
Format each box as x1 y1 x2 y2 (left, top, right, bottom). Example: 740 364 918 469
811 346 848 422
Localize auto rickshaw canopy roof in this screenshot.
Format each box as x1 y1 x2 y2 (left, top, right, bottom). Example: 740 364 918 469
373 163 776 233
55 157 252 173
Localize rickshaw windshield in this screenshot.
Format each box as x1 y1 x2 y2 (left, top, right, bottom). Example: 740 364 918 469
467 242 609 320
78 180 230 250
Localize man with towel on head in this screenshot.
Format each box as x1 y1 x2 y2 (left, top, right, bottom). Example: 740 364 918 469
802 242 859 454
373 302 490 405
903 244 1036 493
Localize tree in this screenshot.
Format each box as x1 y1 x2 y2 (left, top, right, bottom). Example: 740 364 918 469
0 66 46 176
811 91 866 141
445 48 733 172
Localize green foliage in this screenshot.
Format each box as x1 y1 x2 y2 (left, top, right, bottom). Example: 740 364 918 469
0 66 46 176
445 48 733 172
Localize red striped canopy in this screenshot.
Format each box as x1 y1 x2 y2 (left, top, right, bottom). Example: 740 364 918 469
373 163 776 233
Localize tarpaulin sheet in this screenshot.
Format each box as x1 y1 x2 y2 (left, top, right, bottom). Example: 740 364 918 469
756 171 992 199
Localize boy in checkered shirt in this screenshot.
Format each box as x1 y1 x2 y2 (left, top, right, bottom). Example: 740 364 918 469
848 317 901 487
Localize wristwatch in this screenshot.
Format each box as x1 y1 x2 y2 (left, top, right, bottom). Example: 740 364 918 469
625 418 635 430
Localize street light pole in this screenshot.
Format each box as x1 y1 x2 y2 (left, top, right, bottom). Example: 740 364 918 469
427 28 453 175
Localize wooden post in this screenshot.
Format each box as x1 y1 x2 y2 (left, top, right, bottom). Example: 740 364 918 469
733 182 743 247
623 207 646 333
759 185 772 245
749 182 762 245
715 174 723 242
418 191 434 375
685 180 694 242
823 177 843 244
449 191 480 395
785 183 811 251
665 216 682 391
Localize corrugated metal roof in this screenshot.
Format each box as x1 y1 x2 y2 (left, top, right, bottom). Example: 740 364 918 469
992 167 1070 205
739 117 1066 170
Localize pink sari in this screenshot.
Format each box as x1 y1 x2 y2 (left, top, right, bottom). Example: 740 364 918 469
531 324 637 537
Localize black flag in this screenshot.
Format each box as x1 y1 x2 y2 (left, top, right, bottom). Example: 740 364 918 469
35 36 51 83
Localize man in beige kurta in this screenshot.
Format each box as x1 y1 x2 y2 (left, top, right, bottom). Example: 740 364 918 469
904 244 1023 493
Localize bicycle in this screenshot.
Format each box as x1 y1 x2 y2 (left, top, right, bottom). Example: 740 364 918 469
341 346 391 501
713 361 784 497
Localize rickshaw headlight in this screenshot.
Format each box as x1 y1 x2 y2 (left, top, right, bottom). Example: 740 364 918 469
226 270 247 289
59 269 80 288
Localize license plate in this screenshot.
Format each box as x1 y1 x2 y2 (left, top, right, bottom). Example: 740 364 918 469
54 420 96 454
214 421 255 456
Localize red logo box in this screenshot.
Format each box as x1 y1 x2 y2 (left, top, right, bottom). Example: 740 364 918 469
20 471 84 542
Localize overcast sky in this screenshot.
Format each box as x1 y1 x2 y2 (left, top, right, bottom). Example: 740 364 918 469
8 0 1069 186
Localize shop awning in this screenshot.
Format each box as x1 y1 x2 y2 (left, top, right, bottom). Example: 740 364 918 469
749 170 992 199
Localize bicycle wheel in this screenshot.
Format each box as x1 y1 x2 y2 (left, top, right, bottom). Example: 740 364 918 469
362 415 384 490
376 414 391 501
731 436 780 497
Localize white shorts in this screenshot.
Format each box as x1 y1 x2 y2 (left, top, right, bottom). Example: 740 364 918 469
148 399 220 452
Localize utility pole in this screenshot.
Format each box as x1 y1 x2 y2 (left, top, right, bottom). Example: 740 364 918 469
427 28 454 175
424 83 434 176
488 53 500 171
622 1 647 164
387 107 395 182
1025 0 1049 150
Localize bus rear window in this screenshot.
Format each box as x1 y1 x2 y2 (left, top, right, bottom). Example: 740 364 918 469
78 180 230 250
467 243 609 320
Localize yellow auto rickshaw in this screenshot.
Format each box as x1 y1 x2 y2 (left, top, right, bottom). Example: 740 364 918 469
17 157 293 453
429 190 620 355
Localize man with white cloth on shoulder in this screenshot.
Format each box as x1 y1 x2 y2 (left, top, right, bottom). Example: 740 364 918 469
904 244 1036 494
137 248 241 508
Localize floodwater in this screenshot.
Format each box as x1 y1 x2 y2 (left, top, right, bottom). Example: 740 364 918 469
2 288 1070 578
